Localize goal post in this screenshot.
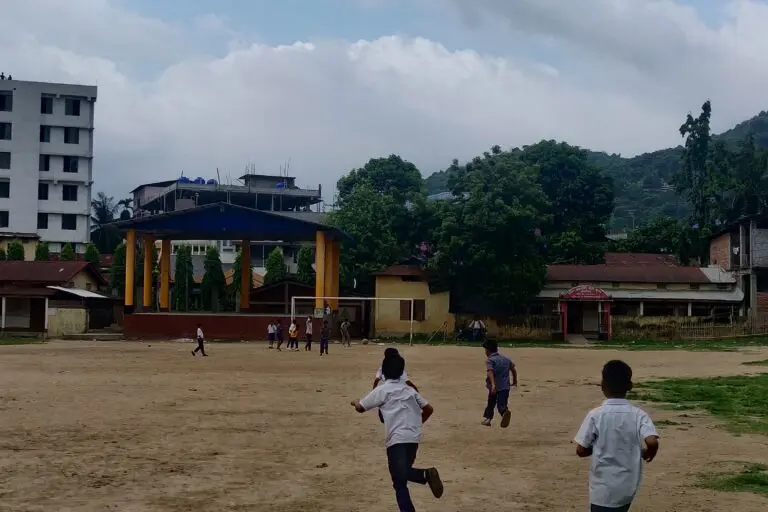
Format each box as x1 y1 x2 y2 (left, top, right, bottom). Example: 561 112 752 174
290 296 416 346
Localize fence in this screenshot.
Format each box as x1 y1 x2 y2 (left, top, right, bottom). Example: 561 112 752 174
450 314 558 341
612 314 768 341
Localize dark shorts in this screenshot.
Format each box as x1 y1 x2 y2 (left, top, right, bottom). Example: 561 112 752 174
591 503 631 512
268 333 275 342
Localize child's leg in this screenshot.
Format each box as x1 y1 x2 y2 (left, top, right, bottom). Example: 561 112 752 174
496 389 511 428
386 444 419 512
483 392 496 420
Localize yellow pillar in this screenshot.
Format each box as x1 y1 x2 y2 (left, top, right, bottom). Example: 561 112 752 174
325 239 340 311
142 235 154 310
314 232 326 310
124 229 136 313
240 241 251 312
160 239 171 312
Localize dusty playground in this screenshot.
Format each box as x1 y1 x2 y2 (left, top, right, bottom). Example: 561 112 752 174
0 341 767 511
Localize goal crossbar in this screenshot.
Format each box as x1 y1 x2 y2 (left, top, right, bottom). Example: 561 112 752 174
290 296 416 346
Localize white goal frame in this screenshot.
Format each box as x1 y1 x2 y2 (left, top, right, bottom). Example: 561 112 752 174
290 296 417 346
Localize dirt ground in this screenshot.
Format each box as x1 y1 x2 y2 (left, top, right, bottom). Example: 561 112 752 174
0 341 767 511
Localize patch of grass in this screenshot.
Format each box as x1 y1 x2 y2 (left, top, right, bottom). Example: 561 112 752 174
699 463 768 496
653 419 681 427
632 374 768 435
0 337 45 346
743 359 768 366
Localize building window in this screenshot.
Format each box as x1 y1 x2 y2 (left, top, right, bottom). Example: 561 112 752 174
0 181 9 198
65 98 81 116
400 299 426 321
39 125 51 143
0 123 11 140
0 211 8 228
63 156 78 173
39 154 50 171
61 214 77 230
38 183 48 200
64 127 80 144
0 92 11 112
37 213 48 229
0 152 9 170
62 184 78 202
689 284 700 290
40 96 53 114
657 283 668 290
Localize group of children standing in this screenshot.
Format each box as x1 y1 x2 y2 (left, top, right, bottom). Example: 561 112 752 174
352 340 660 512
267 317 330 355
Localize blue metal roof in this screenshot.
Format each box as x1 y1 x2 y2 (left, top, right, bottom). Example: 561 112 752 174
110 202 351 242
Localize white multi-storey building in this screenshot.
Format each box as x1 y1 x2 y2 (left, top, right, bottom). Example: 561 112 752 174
0 78 97 254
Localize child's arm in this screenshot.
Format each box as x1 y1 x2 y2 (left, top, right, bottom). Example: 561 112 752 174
421 404 434 423
642 436 660 462
350 400 366 413
352 388 384 414
405 380 419 392
487 369 497 393
371 378 381 389
574 411 597 458
639 413 660 462
510 365 518 387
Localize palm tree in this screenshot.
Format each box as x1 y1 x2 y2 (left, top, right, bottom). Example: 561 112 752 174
90 192 123 254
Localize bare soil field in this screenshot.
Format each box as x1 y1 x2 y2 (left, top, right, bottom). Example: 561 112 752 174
0 341 767 511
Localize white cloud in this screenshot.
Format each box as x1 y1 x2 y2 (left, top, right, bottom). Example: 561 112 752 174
0 0 767 201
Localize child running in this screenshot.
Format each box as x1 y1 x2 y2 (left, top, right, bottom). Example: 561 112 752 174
304 316 313 351
373 347 419 423
574 360 660 512
275 320 284 351
319 320 330 356
481 340 517 427
351 353 443 511
267 322 275 349
288 320 299 351
192 323 207 357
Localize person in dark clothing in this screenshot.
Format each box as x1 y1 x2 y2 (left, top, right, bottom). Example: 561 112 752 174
192 324 207 357
319 320 330 356
275 320 284 351
304 316 313 351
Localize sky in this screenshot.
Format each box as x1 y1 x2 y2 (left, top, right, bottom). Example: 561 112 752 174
1 0 767 202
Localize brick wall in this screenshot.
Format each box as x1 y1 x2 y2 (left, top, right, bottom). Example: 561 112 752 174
709 233 731 269
758 292 768 313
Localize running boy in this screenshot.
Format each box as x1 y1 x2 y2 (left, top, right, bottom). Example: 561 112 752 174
275 320 284 351
351 354 443 511
574 360 659 512
288 320 299 351
481 340 517 428
192 323 207 357
304 316 313 351
267 322 275 349
319 320 330 356
373 347 419 424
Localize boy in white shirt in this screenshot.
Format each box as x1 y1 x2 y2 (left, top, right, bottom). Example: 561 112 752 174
192 324 207 357
351 354 443 512
267 322 275 349
574 360 660 512
304 316 313 351
372 347 419 424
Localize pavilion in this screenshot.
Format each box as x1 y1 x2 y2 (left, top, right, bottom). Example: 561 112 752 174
111 203 350 339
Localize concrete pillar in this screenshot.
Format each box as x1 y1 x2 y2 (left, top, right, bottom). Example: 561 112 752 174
687 302 692 316
160 239 171 312
142 236 154 310
639 301 644 317
314 232 326 310
124 229 136 314
240 241 251 312
324 238 340 311
1 296 5 329
44 298 49 331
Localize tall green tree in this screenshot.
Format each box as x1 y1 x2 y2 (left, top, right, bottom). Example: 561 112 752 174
336 155 424 206
229 248 254 308
34 242 50 261
617 216 696 264
7 240 25 261
264 247 286 285
173 245 194 311
0 248 6 261
201 246 226 311
430 149 550 314
90 192 123 254
295 246 314 285
84 243 100 266
60 243 75 261
110 242 127 296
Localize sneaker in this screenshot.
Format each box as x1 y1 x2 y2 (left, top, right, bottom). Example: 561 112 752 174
481 418 491 426
425 468 444 498
500 409 512 428
191 351 195 357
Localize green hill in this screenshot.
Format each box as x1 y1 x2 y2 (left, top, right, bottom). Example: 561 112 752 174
425 110 768 229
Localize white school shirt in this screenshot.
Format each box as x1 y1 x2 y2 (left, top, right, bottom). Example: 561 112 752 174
359 380 427 447
267 324 275 334
375 367 409 385
305 320 313 335
196 327 203 339
574 398 659 508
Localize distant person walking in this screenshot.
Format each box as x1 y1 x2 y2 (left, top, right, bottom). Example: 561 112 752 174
305 316 313 351
288 320 299 351
319 320 330 356
192 324 208 357
471 319 486 342
275 320 284 351
267 322 276 349
341 319 351 347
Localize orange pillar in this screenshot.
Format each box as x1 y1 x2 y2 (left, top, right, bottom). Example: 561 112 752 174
160 240 171 312
324 239 340 311
240 241 251 312
142 235 154 310
314 232 326 311
124 229 136 314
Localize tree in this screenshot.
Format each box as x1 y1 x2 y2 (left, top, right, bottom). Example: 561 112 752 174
84 243 100 266
201 247 226 312
617 216 696 264
34 242 50 261
518 140 614 264
7 240 25 261
60 243 75 261
336 155 424 206
110 242 127 296
229 248 254 308
295 246 314 285
173 245 194 311
0 248 6 261
264 247 286 285
430 149 551 315
90 192 123 254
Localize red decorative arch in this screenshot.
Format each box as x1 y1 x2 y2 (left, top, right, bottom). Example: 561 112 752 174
560 285 611 301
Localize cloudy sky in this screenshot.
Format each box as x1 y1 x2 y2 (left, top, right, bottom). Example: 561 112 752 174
1 0 767 202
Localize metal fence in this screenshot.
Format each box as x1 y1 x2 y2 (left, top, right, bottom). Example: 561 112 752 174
612 314 768 341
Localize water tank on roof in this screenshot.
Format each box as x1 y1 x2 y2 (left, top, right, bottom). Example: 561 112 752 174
178 176 190 183
276 182 286 189
194 177 205 185
207 179 217 185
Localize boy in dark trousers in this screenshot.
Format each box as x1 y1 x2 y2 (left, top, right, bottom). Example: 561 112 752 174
275 320 284 351
481 340 517 427
319 320 330 356
351 354 443 512
192 324 207 357
574 360 660 512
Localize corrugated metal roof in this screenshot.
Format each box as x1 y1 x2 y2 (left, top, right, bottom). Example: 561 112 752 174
603 253 678 267
47 286 111 299
538 288 743 303
547 264 711 283
0 261 105 285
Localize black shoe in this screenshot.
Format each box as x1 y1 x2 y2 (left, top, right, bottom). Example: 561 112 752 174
191 351 195 357
425 468 443 498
